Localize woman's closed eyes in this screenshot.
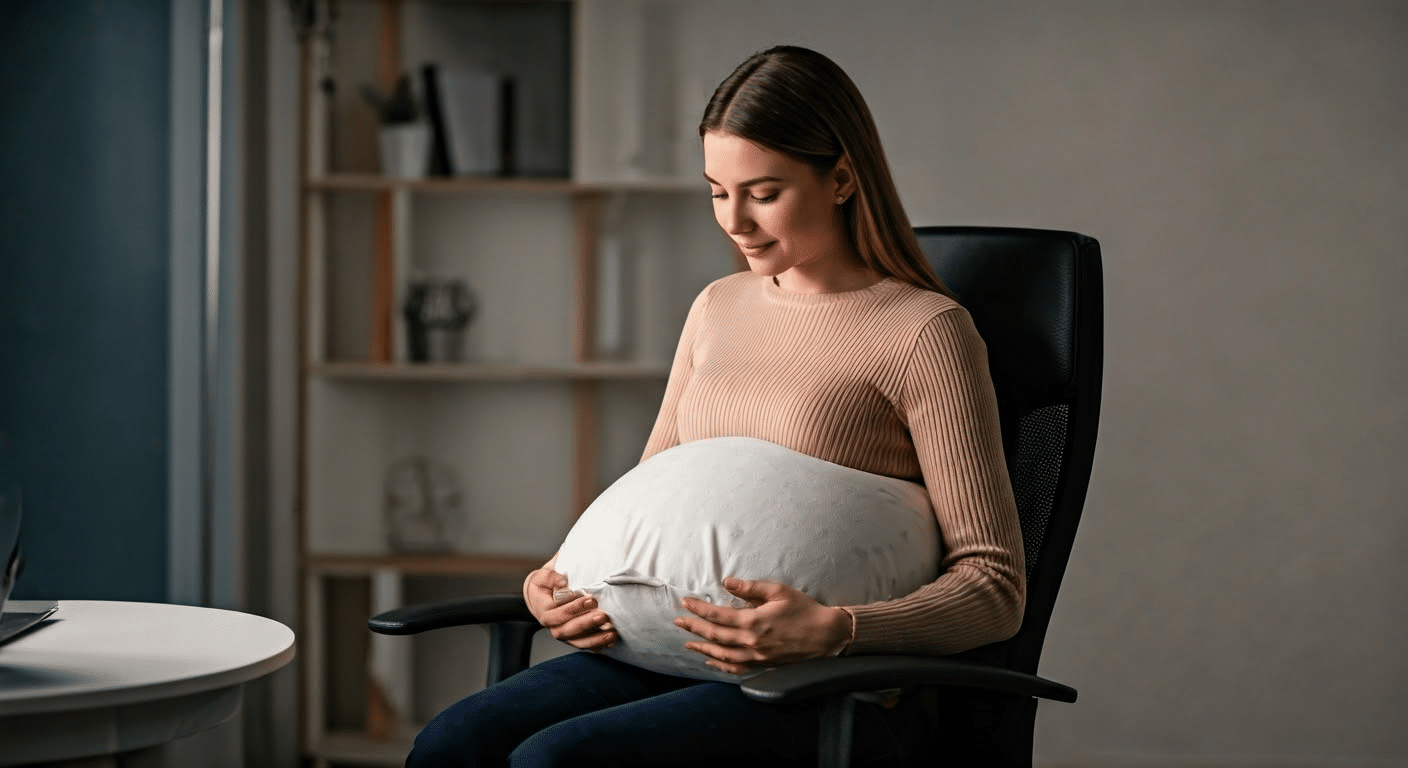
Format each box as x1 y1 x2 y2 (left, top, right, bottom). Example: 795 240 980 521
709 191 780 203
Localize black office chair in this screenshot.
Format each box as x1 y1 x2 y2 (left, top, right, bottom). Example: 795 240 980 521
370 226 1104 768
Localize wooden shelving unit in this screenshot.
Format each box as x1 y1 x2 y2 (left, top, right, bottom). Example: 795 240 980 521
307 553 551 577
295 1 731 765
307 173 701 195
309 361 672 383
307 173 577 194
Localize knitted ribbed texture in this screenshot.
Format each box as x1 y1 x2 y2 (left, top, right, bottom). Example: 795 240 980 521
642 272 1025 656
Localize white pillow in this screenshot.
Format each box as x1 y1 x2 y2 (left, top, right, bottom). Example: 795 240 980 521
552 436 940 682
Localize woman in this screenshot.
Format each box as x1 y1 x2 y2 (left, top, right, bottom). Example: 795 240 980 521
408 45 1024 767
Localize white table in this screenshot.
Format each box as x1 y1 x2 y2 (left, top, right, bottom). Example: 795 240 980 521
0 600 295 766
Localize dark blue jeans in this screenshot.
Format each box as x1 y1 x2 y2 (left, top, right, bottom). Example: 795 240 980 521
405 652 930 767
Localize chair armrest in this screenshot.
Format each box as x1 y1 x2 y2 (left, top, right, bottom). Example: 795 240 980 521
740 655 1077 704
368 593 534 635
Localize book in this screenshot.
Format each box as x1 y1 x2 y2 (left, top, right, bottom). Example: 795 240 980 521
419 64 453 177
434 66 512 176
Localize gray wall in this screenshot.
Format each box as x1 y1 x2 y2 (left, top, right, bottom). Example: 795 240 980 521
0 0 173 602
666 0 1407 764
20 0 1390 763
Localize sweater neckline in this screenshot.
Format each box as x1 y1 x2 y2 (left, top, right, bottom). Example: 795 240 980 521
761 274 903 306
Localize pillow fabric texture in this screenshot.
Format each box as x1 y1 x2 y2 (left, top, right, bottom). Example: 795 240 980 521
552 436 941 682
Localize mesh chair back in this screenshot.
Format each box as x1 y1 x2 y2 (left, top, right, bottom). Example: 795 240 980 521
914 226 1103 674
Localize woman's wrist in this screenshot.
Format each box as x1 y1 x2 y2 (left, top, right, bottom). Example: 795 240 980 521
827 606 856 657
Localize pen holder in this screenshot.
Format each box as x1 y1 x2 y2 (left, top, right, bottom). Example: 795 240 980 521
379 122 431 180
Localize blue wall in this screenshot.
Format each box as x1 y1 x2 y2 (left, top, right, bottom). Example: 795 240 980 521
0 0 173 601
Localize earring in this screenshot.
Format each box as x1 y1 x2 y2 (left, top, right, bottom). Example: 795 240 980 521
836 194 848 204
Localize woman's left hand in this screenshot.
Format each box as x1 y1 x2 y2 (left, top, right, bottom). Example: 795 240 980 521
676 578 853 675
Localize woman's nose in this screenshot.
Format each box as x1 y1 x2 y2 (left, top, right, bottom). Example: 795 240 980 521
719 200 754 235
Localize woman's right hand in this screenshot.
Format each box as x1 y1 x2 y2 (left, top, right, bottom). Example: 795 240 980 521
523 566 617 651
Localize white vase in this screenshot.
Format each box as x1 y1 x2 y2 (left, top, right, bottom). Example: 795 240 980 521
378 122 430 180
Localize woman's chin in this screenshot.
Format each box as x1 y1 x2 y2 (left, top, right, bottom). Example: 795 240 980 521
743 257 786 278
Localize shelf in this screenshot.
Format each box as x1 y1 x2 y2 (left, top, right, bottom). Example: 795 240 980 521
308 553 548 577
309 361 671 382
306 174 573 194
576 178 706 194
304 173 704 195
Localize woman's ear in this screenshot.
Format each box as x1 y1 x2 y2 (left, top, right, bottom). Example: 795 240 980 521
831 155 857 203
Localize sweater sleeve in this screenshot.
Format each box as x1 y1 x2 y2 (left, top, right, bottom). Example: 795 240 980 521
640 284 709 462
843 308 1026 656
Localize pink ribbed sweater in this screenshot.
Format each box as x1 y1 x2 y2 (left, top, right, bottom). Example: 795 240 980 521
641 272 1025 656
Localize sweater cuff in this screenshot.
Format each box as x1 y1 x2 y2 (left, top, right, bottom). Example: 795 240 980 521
841 602 908 656
834 606 858 656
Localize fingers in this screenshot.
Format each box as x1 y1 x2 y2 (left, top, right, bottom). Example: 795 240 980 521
681 639 763 674
676 581 825 673
674 612 751 646
675 613 765 672
552 588 583 606
524 582 562 621
553 611 610 642
525 569 568 611
675 613 765 675
526 569 587 621
527 567 567 591
543 594 613 643
546 593 616 649
721 577 784 607
677 593 760 664
524 571 617 650
680 595 750 628
564 623 617 651
542 593 599 626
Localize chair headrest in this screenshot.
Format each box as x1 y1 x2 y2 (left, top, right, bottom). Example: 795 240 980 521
915 226 1100 410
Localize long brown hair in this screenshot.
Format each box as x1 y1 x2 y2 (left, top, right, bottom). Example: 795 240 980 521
700 45 953 298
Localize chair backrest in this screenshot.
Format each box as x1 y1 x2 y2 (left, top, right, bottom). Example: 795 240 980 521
914 226 1103 675
1 483 21 617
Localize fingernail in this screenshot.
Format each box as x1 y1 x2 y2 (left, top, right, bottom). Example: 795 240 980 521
600 622 613 631
584 598 596 608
